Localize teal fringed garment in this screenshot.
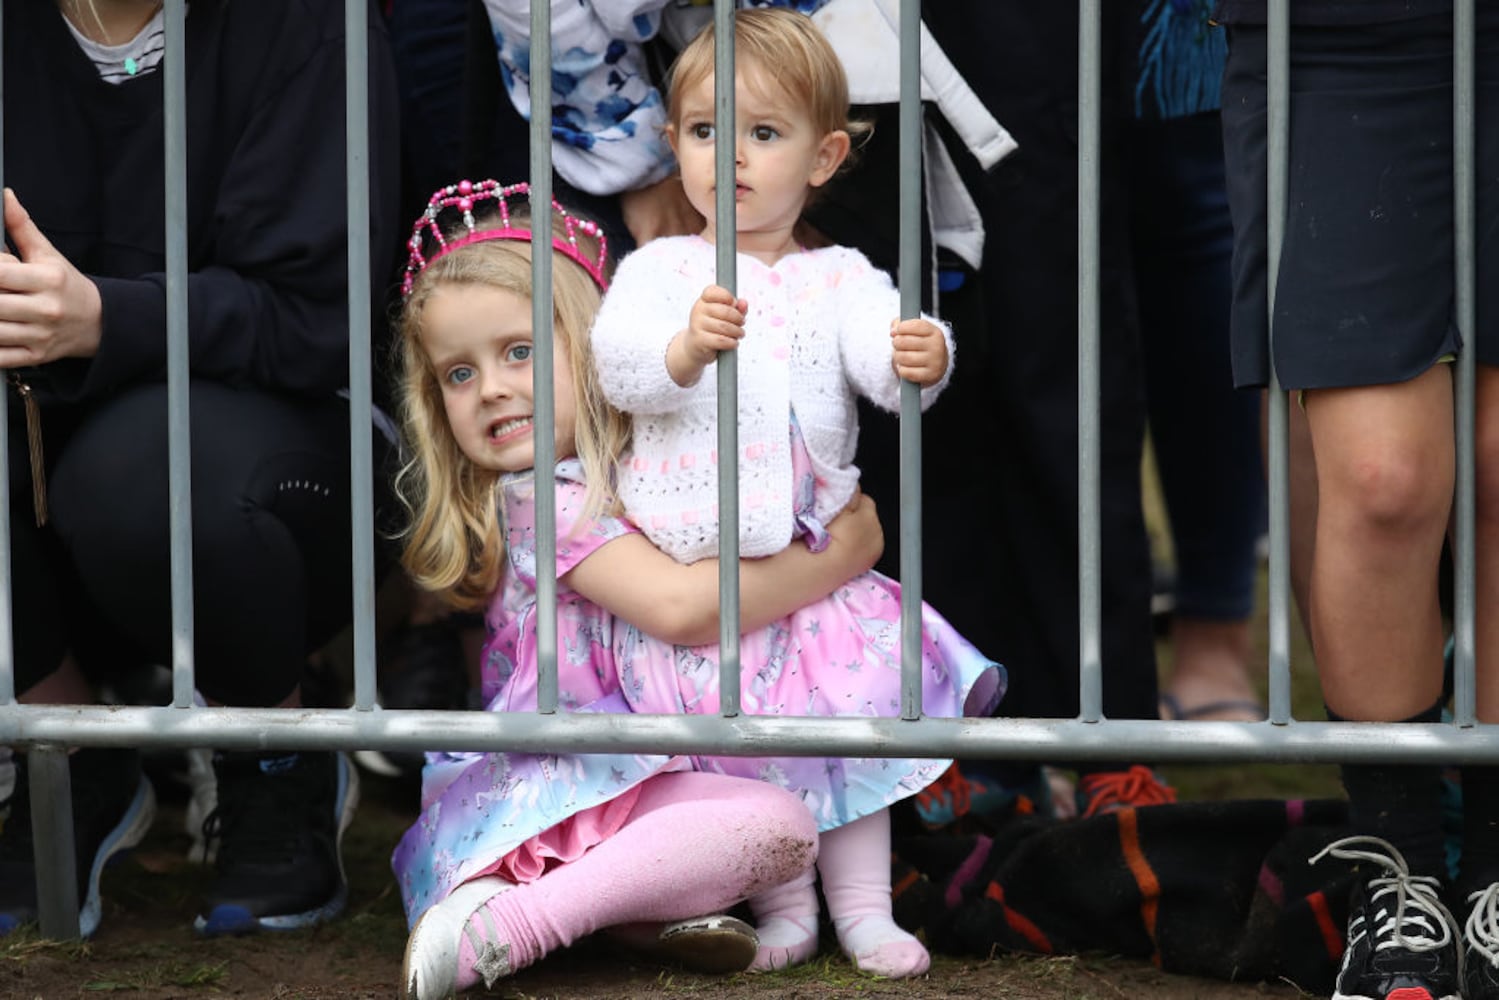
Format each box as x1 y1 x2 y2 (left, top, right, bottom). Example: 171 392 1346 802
1135 0 1227 119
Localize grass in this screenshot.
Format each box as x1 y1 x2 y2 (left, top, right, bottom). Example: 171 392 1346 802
80 959 228 992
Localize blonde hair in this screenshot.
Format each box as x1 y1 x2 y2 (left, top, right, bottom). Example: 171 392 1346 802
667 7 871 150
394 208 629 610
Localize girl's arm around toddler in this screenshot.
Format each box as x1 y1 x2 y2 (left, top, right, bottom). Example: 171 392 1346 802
567 488 883 646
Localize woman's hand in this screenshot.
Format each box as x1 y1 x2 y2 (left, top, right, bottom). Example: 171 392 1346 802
823 487 884 579
620 175 705 246
0 189 103 366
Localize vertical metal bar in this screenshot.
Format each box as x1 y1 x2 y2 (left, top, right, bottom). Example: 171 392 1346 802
531 0 559 714
1452 0 1477 726
714 0 742 716
1264 0 1292 724
30 748 80 939
1076 0 1102 723
0 0 13 707
346 0 378 713
897 0 923 721
164 0 194 709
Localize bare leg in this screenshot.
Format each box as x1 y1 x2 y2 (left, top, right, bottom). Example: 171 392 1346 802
1158 617 1260 720
19 654 92 705
1303 369 1453 720
1471 366 1499 723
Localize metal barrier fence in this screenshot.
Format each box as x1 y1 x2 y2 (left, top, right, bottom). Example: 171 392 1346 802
0 0 1489 941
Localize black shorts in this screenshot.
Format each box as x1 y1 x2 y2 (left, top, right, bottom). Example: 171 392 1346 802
1221 13 1499 390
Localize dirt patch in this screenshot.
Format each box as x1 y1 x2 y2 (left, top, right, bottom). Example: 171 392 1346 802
0 768 1315 1000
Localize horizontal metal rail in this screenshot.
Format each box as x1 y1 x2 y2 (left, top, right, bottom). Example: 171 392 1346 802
1 706 1499 766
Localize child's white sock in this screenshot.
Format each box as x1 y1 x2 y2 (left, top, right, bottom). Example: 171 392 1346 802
819 811 931 978
747 867 820 971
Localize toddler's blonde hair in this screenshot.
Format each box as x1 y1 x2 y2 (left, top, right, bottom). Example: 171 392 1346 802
667 7 870 149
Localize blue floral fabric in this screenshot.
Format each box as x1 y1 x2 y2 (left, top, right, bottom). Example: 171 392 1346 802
484 1 832 194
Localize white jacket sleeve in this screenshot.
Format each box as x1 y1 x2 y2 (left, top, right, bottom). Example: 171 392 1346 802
832 247 954 414
589 242 703 415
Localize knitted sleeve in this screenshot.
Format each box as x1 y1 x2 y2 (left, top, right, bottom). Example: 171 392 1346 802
590 238 705 415
828 246 954 413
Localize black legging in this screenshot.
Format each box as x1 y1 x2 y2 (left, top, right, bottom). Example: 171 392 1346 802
8 379 393 707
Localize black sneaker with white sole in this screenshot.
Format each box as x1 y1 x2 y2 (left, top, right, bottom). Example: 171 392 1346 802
1464 882 1499 999
0 748 156 938
195 749 358 935
1311 836 1461 1000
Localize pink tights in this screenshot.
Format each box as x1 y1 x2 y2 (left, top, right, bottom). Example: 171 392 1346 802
748 810 930 977
452 771 817 990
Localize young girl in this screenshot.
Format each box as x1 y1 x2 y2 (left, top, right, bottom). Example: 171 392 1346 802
589 8 1003 980
389 180 891 998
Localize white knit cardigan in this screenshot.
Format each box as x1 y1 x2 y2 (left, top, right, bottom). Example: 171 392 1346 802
591 235 953 563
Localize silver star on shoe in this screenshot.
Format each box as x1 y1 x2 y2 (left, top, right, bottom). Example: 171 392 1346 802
473 940 511 987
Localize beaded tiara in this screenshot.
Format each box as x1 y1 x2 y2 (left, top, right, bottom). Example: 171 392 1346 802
400 180 609 297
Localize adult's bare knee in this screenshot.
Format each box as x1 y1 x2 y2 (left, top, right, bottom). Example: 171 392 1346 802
1326 445 1451 540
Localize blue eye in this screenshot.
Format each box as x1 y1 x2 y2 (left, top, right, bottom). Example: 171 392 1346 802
446 366 475 386
506 344 532 363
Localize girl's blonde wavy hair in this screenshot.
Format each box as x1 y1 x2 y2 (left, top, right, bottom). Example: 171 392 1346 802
394 209 629 610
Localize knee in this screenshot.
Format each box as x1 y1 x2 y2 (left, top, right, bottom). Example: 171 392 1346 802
1325 446 1451 537
730 785 819 892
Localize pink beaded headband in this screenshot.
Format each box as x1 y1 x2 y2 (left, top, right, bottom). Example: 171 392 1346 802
401 180 609 297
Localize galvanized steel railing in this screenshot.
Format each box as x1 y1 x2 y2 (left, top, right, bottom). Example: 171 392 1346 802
0 0 1489 942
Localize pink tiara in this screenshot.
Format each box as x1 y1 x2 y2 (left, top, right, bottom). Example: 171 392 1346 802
400 179 609 297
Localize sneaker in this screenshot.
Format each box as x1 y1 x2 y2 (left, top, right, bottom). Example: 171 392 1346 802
403 876 515 999
1310 835 1461 1000
913 762 1054 829
0 749 156 938
194 750 359 935
1075 766 1177 819
1464 882 1499 999
181 747 219 864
